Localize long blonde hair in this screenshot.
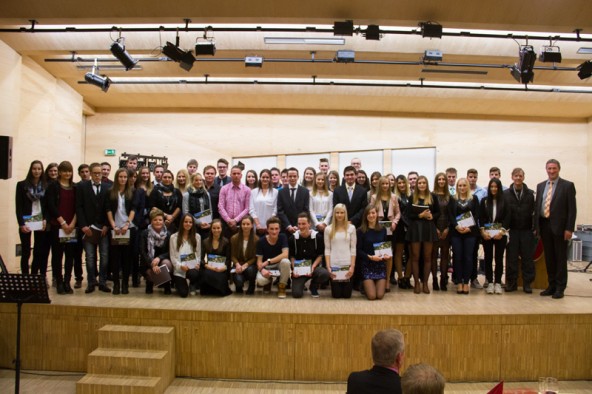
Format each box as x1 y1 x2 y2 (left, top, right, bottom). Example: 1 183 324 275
412 175 433 205
312 172 329 197
455 178 471 200
329 203 349 240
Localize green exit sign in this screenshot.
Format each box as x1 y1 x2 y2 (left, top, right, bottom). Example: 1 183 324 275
104 149 116 156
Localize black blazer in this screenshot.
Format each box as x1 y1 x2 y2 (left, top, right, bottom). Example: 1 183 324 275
76 180 110 229
15 180 45 226
347 365 402 394
333 184 368 227
479 196 511 230
535 177 577 236
277 185 310 229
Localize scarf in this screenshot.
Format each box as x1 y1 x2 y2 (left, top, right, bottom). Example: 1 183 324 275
26 183 45 202
146 224 168 260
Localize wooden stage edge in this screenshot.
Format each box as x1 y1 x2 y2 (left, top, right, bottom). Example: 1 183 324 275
0 272 591 384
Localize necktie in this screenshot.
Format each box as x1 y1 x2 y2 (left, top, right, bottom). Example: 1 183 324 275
94 184 101 195
290 188 296 201
348 187 353 201
544 181 553 218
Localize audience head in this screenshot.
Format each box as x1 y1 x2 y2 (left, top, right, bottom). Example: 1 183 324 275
149 208 166 231
26 160 45 186
312 172 329 196
401 363 445 394
486 177 503 202
371 328 405 369
190 172 206 191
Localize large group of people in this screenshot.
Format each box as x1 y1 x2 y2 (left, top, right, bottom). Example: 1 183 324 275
15 154 576 300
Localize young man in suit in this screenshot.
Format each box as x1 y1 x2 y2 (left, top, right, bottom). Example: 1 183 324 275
535 159 577 299
333 166 367 228
347 328 405 394
277 167 310 234
76 162 111 293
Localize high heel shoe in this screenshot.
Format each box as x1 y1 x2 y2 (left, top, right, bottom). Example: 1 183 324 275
462 284 470 294
422 283 430 294
414 282 421 294
398 278 407 289
457 284 463 294
432 279 440 291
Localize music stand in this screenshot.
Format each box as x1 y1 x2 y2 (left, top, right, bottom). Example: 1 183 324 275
0 274 50 394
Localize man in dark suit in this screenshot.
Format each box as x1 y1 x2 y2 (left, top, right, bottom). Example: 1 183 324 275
333 166 368 228
535 159 577 299
76 162 111 293
347 328 404 394
277 167 310 234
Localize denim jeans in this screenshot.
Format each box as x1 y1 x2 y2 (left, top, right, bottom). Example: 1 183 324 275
84 235 109 286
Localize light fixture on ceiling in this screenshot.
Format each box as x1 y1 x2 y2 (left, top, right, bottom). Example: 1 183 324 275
335 50 355 63
195 26 216 56
577 48 592 54
364 25 381 41
510 45 536 85
110 34 138 70
539 45 562 63
577 60 592 79
423 49 443 62
264 37 346 45
245 56 263 67
419 21 442 38
333 20 354 36
162 41 195 71
84 59 111 92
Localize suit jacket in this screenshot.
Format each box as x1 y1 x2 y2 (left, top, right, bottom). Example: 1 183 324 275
277 185 310 229
534 177 577 236
347 365 402 394
76 180 109 228
333 184 368 227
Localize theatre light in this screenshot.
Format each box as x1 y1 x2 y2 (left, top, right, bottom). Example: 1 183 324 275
110 37 138 70
510 45 536 85
419 21 442 38
539 45 562 63
195 27 216 56
577 60 592 80
84 60 111 92
365 25 381 41
335 50 355 63
333 20 354 36
162 41 195 71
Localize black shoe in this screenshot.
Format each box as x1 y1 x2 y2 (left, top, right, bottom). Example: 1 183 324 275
74 280 82 289
235 287 244 294
433 279 440 291
505 283 517 292
98 283 112 293
85 284 96 294
112 282 120 295
552 290 564 299
145 282 153 294
121 281 129 295
540 287 556 296
523 283 532 294
440 279 448 292
398 278 407 289
64 283 74 294
56 281 66 295
164 287 172 295
390 276 397 285
132 276 140 288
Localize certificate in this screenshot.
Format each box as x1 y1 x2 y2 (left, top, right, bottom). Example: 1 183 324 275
111 229 130 245
194 209 212 224
267 270 281 277
331 263 350 281
207 254 226 270
482 223 505 237
315 214 326 223
456 211 476 228
23 214 43 231
181 253 199 269
293 259 312 276
59 228 77 243
373 241 393 258
379 220 392 235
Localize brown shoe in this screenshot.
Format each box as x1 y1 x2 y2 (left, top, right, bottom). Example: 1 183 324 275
422 283 430 294
414 282 421 294
278 283 287 299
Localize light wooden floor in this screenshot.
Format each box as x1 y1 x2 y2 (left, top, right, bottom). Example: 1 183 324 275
1 370 592 393
41 270 592 316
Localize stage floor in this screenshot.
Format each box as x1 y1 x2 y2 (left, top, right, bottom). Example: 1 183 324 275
41 271 592 316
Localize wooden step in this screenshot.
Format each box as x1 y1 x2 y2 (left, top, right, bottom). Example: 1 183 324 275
76 373 162 394
87 348 171 378
98 325 174 352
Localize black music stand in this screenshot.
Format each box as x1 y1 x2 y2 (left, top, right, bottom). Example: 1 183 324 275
0 273 50 394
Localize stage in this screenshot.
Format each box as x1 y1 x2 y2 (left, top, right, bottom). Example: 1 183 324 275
1 271 591 384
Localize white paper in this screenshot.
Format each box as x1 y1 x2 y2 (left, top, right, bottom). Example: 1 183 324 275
293 259 312 276
373 241 393 258
207 254 226 270
59 228 77 243
23 214 43 231
181 253 199 269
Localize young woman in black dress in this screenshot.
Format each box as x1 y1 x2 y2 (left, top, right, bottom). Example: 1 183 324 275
394 175 411 289
200 219 232 296
432 172 452 291
357 205 390 300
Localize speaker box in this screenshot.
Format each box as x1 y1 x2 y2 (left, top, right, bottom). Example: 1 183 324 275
0 136 12 180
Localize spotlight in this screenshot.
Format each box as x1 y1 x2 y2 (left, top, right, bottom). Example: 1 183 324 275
365 25 381 41
423 49 443 62
335 50 355 63
577 60 592 80
333 20 354 36
195 41 216 56
539 45 562 63
84 62 111 92
419 21 442 38
245 56 263 67
510 45 536 85
110 39 138 70
162 41 195 71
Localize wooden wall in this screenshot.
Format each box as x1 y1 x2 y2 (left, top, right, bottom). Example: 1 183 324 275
0 304 590 382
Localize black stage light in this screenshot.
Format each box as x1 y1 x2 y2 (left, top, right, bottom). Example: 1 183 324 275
365 25 380 40
84 69 111 92
510 45 536 85
419 21 442 38
195 41 216 56
335 50 355 63
110 40 138 70
162 41 195 71
334 20 354 36
577 60 592 80
539 46 562 63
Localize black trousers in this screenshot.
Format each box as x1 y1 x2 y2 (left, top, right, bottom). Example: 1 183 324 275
330 280 352 298
19 229 51 276
505 229 535 285
483 236 507 284
50 229 76 283
539 218 568 291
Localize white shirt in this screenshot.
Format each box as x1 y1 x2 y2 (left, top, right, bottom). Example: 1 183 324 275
249 187 278 227
169 233 202 278
310 191 333 227
324 224 357 266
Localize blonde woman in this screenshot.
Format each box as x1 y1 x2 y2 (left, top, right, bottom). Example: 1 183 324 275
324 203 356 298
183 172 212 239
394 175 411 289
175 168 190 194
370 176 400 292
310 172 333 232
